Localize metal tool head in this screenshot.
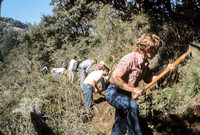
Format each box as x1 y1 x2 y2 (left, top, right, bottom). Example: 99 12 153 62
189 43 200 59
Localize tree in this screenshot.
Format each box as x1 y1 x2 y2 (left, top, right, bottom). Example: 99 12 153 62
0 27 21 58
0 0 4 17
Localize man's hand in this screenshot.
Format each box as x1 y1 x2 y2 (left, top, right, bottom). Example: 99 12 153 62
168 64 175 70
132 87 145 99
133 87 144 95
94 88 99 93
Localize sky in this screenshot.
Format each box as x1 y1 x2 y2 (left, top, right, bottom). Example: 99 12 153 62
1 0 54 25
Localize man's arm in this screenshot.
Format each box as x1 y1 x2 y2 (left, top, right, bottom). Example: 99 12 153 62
109 70 143 94
144 64 175 83
91 80 99 93
51 68 55 74
86 63 92 73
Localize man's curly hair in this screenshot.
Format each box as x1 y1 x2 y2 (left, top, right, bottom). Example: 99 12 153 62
134 33 162 53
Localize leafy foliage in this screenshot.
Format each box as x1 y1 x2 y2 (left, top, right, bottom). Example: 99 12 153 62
0 17 30 73
139 58 200 117
0 17 29 29
1 0 200 134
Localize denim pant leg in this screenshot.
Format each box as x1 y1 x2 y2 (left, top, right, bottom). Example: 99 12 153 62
82 84 93 110
100 77 106 90
54 71 60 78
111 108 128 135
79 68 85 88
42 71 45 75
106 84 142 135
42 69 46 75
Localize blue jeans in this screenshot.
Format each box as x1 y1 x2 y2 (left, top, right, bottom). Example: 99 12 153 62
82 84 94 110
79 68 86 88
42 70 47 75
41 66 48 75
55 72 60 78
100 77 106 90
53 70 60 78
105 84 142 135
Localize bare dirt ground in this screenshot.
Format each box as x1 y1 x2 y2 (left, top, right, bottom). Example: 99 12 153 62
89 91 200 135
90 91 114 134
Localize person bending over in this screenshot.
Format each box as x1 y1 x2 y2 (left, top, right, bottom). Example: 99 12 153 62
106 33 174 135
82 67 109 113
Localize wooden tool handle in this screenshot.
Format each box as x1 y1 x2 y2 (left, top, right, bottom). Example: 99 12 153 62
133 50 191 99
108 56 117 77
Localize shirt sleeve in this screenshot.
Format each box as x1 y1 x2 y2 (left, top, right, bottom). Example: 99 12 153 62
72 61 78 71
137 54 144 65
86 63 92 73
115 58 129 75
52 68 56 72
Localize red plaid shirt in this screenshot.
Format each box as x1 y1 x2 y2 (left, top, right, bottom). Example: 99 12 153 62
115 52 149 87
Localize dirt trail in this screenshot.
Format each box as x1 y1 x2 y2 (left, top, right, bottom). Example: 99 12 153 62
89 91 200 135
89 91 114 134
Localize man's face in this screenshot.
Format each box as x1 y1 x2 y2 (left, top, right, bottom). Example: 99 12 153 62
100 64 104 68
146 49 157 59
93 60 97 64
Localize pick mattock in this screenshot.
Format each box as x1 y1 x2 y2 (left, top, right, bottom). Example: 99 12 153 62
133 43 200 99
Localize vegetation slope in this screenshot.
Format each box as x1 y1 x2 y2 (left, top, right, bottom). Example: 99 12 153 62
0 0 200 134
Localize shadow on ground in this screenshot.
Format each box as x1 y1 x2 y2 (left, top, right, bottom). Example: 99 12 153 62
140 106 200 135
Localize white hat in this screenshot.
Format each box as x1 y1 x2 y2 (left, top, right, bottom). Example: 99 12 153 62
100 61 105 65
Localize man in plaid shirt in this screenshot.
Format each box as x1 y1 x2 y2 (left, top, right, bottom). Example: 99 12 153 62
106 34 174 135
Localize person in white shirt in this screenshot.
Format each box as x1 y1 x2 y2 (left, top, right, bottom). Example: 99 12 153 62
82 67 109 113
68 56 78 83
51 67 66 78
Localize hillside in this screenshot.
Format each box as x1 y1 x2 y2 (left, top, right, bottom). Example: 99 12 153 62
0 17 29 29
0 17 30 71
0 48 200 135
1 0 200 135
